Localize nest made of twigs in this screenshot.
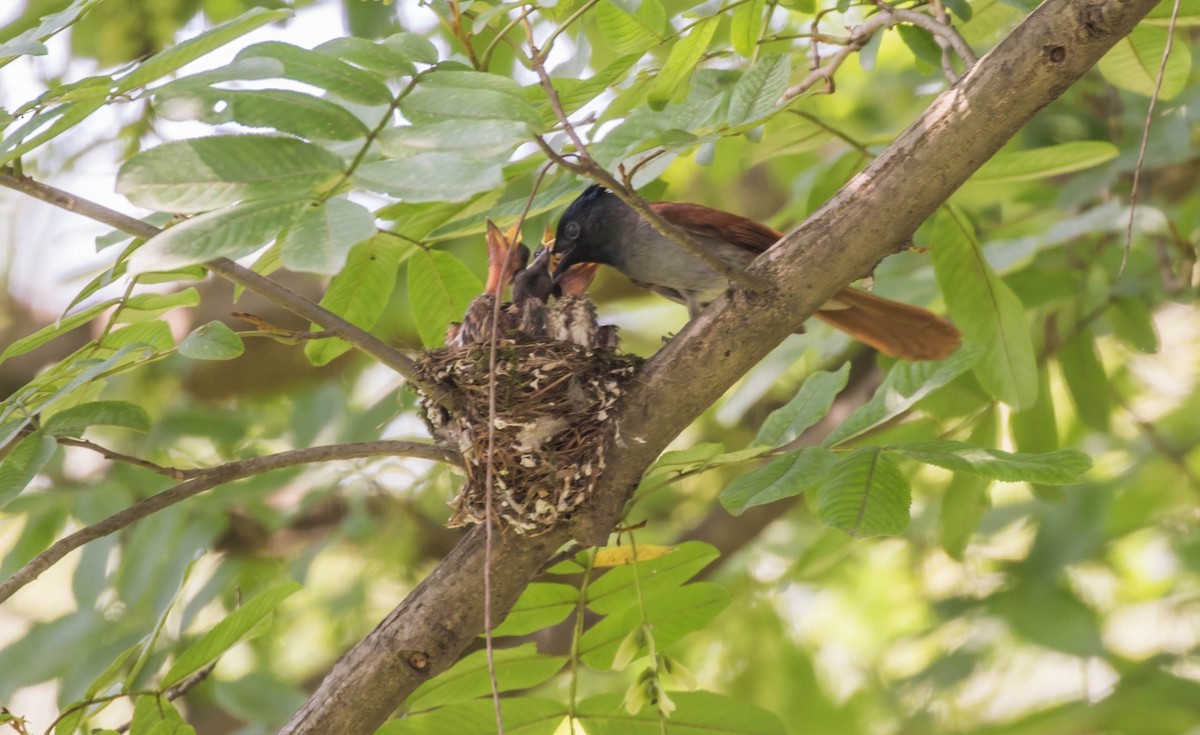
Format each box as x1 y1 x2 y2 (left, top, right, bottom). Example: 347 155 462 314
417 335 641 534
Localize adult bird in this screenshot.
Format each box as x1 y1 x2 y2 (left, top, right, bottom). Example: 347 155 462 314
552 184 960 361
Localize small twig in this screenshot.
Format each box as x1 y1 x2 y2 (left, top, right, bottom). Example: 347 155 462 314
780 6 976 103
0 440 461 604
111 662 219 734
524 16 770 292
480 5 538 71
1122 0 1180 276
1 708 31 735
232 311 336 341
0 170 451 406
540 0 602 59
928 0 962 82
619 150 668 190
448 1 482 69
55 436 192 481
790 110 873 154
329 74 422 195
1112 386 1200 494
885 6 977 68
477 153 555 735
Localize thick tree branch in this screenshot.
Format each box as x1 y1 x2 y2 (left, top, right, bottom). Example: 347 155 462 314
0 171 449 404
0 441 458 603
279 1 1159 733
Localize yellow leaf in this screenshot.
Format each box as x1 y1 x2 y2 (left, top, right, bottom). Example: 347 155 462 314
594 545 675 568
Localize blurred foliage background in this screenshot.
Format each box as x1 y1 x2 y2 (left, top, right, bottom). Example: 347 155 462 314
0 0 1198 733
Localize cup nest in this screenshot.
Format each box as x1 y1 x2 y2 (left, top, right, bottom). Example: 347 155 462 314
416 333 642 534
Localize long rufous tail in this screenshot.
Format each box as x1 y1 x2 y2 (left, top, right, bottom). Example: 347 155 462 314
815 287 961 361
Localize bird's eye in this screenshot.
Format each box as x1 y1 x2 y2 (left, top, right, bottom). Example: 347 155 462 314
564 221 581 240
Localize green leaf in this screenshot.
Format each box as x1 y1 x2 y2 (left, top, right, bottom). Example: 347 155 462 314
931 210 1037 409
116 288 201 323
579 583 730 669
992 582 1104 657
890 439 1091 484
102 320 175 352
383 32 439 65
406 643 566 712
585 541 719 615
163 581 301 688
1057 327 1111 432
1010 365 1059 453
178 321 245 361
1097 26 1191 99
1108 296 1159 353
897 24 943 67
0 98 105 166
113 8 290 93
490 583 578 637
401 71 540 127
146 716 197 735
647 17 719 111
594 0 665 54
824 346 982 446
280 198 376 274
0 0 100 62
577 691 785 735
0 433 57 509
807 149 866 215
235 41 393 105
720 446 839 514
942 0 972 21
971 141 1119 184
939 409 996 559
306 235 407 365
727 53 790 127
747 114 831 164
755 364 850 446
0 299 118 364
378 120 529 160
129 197 308 273
817 447 912 537
731 0 767 58
131 696 186 735
547 54 643 119
0 343 153 447
155 87 370 141
355 153 504 203
315 36 416 77
117 135 344 213
42 400 150 436
407 248 483 348
378 698 565 735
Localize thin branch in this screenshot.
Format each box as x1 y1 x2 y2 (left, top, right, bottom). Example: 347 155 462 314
330 74 422 195
480 5 538 70
1122 0 1180 275
0 440 460 604
539 0 601 59
55 437 191 481
779 6 976 103
523 16 771 292
0 171 451 405
885 6 977 67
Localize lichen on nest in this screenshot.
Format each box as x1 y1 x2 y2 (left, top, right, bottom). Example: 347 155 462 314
416 335 641 534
